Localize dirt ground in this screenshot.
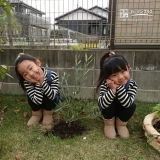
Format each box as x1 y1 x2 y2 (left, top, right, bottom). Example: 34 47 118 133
45 121 87 139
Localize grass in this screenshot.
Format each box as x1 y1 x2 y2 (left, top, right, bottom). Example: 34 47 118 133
0 94 160 160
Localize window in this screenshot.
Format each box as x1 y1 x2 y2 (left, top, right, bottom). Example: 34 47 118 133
31 26 36 37
88 23 99 35
69 25 80 32
42 29 46 36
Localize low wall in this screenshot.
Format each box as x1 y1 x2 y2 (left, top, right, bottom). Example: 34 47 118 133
0 49 160 102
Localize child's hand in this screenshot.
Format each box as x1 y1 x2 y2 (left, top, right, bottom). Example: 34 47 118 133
106 79 119 94
36 68 44 85
26 68 44 85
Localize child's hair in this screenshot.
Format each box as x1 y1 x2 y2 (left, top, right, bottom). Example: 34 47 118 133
15 53 37 91
96 52 129 92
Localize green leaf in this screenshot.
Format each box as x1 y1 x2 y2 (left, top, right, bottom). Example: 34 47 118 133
0 65 13 79
54 103 67 112
153 104 160 113
0 67 6 73
0 72 5 79
0 65 7 70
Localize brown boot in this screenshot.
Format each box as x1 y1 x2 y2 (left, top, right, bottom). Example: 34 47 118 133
42 109 53 125
103 117 116 139
116 117 129 138
27 109 42 126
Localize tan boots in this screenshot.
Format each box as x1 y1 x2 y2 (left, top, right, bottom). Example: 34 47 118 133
103 117 116 139
116 117 129 138
103 117 129 139
27 109 42 126
27 109 53 126
42 109 53 125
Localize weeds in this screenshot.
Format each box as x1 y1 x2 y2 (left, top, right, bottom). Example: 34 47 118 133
153 104 160 116
69 44 86 50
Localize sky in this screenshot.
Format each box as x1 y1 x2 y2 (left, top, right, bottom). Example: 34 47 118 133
22 0 109 24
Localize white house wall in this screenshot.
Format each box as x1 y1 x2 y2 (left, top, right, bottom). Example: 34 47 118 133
59 10 101 20
91 8 108 18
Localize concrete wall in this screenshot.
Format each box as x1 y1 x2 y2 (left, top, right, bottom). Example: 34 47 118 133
0 49 160 103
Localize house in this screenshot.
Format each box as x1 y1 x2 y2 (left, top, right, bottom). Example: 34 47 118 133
9 0 50 43
89 5 108 18
54 6 108 37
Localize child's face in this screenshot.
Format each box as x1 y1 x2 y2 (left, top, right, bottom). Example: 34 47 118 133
17 60 42 83
108 66 130 85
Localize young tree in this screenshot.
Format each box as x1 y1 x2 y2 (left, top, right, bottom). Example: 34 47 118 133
0 0 14 79
0 14 22 40
0 0 14 17
0 0 22 44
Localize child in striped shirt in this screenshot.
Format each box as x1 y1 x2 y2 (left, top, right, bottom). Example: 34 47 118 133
96 52 137 139
15 53 60 126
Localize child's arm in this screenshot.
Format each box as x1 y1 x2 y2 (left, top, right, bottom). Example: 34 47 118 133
25 71 59 104
116 79 137 108
40 71 59 100
98 82 116 109
106 79 119 94
24 82 43 105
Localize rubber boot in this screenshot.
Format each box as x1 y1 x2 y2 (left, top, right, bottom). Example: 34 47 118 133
103 117 116 139
27 109 42 126
42 109 53 125
116 117 129 138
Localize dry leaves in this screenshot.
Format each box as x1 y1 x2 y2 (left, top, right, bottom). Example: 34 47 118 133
23 112 28 117
14 107 20 114
15 155 22 160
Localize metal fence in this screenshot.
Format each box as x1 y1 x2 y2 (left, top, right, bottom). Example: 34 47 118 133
110 0 160 49
0 0 109 49
0 0 160 49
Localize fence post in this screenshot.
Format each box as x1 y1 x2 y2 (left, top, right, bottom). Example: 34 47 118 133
109 0 117 50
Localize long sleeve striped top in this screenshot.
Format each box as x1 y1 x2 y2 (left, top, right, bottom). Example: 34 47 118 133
98 79 137 109
24 68 59 105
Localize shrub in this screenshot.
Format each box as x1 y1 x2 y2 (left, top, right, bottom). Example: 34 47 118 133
55 53 99 126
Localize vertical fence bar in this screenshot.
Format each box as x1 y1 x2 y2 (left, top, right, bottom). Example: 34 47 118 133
109 0 117 50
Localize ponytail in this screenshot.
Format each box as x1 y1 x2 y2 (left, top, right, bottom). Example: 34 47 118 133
96 51 115 92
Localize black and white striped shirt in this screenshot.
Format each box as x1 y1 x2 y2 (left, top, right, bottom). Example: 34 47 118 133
24 68 59 105
98 79 137 109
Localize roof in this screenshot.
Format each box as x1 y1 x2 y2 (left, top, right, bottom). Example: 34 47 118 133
89 5 108 12
10 1 45 14
55 7 106 21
